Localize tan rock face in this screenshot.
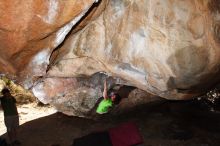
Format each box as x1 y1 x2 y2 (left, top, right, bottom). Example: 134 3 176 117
0 0 102 75
1 0 220 116
47 0 220 99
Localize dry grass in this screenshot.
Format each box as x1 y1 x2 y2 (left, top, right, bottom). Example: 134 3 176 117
0 77 36 104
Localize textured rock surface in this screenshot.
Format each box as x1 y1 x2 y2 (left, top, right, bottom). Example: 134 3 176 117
32 73 161 116
0 0 102 76
1 0 220 116
32 73 106 116
47 0 220 99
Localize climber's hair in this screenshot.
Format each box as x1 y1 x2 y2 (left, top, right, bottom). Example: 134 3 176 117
111 93 121 105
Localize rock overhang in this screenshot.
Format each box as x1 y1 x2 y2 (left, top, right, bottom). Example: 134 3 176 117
0 0 220 116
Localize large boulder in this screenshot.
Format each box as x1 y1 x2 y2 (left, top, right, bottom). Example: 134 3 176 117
0 0 103 76
1 0 220 116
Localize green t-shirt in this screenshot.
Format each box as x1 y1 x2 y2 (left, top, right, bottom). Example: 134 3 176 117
96 98 113 114
0 95 18 116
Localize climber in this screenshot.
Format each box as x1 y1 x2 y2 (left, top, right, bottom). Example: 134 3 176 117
0 88 20 146
96 79 121 114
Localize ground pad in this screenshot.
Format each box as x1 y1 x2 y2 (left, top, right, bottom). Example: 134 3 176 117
72 121 143 146
109 122 143 146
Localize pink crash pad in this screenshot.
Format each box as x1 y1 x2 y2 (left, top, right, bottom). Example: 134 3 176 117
109 122 143 146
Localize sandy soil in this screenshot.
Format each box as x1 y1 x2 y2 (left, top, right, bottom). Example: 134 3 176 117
0 100 220 146
0 103 57 135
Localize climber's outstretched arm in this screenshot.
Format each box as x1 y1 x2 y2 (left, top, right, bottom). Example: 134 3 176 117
102 80 108 99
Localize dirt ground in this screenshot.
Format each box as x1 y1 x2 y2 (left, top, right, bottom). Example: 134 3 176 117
0 103 57 135
1 100 220 146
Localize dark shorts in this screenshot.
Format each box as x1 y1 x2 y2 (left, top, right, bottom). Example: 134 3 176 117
4 115 19 132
